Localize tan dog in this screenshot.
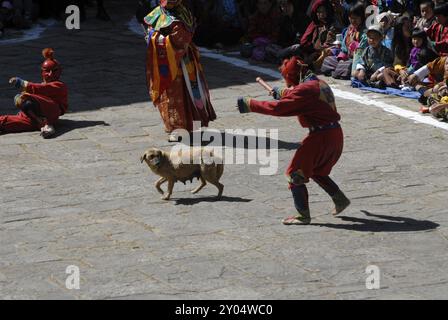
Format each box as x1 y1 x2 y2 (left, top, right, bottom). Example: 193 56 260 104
140 147 224 200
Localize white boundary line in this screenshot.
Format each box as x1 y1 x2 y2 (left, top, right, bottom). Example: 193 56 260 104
0 19 56 45
127 18 448 132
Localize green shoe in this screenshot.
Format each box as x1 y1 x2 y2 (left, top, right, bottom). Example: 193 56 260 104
332 191 350 216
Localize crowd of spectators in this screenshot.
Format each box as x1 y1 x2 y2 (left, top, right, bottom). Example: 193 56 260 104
0 0 109 38
135 0 447 120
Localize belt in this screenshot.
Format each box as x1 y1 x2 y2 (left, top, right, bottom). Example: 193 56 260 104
309 122 340 133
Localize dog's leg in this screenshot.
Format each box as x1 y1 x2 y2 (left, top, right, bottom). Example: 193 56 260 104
155 177 167 195
162 179 174 200
205 177 224 199
191 176 206 194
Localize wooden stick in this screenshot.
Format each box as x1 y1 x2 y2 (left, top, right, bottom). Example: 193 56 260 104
256 77 273 92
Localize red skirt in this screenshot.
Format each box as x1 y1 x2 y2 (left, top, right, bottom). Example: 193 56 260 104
286 127 344 181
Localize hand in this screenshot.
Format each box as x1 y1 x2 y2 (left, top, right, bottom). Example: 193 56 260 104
323 48 332 57
407 74 419 86
9 77 24 89
357 70 366 81
237 97 251 113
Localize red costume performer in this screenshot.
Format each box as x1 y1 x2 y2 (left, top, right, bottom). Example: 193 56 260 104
237 56 350 225
0 48 68 138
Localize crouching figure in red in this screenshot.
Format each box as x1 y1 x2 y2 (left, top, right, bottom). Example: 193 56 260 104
0 48 68 138
237 56 350 225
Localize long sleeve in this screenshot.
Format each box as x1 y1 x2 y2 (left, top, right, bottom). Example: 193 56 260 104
248 90 314 117
166 21 193 58
24 81 67 99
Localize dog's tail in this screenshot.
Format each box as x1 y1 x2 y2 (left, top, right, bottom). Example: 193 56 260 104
216 163 224 180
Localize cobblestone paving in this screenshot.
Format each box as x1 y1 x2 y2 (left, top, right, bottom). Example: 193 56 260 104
1 2 448 299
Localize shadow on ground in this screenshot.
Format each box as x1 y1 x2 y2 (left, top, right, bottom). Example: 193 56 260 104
49 119 110 138
313 210 439 232
174 195 252 206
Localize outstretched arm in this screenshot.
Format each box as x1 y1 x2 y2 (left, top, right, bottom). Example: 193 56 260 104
237 89 313 117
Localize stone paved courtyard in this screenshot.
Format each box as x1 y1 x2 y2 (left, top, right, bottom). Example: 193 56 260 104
1 1 448 300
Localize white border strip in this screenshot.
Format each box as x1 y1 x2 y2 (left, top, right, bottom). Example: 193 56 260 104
127 18 448 132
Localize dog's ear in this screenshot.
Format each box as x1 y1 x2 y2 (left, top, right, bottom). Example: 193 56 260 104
140 153 147 163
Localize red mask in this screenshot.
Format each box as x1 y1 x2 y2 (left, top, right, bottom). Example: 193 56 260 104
280 56 308 86
41 48 62 82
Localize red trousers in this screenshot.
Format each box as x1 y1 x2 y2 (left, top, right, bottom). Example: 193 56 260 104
0 112 40 133
286 127 343 183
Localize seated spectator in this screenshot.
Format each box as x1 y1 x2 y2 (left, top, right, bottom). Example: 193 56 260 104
194 0 244 47
0 1 13 37
0 0 35 33
407 56 448 108
321 2 368 79
277 0 301 48
379 0 415 16
300 0 336 70
235 0 257 32
263 0 303 63
426 3 448 56
353 24 394 87
394 28 437 89
374 16 430 88
330 0 349 30
377 11 395 50
415 1 437 30
240 0 280 62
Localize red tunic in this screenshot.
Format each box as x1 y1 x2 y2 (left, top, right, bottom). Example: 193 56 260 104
22 80 68 125
0 80 68 133
248 78 343 181
426 23 448 56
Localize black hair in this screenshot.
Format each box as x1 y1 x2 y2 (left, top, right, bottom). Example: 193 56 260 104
411 28 427 45
349 2 366 23
420 1 435 10
392 16 412 65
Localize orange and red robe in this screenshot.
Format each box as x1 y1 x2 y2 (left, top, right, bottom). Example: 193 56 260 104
144 15 216 133
0 80 68 133
245 78 343 182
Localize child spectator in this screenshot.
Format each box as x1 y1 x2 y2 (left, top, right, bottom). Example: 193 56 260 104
426 3 448 56
377 11 395 50
415 1 437 30
329 0 349 30
353 24 394 86
277 0 301 48
396 28 437 86
322 2 368 78
240 0 280 61
300 0 336 70
194 0 244 47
